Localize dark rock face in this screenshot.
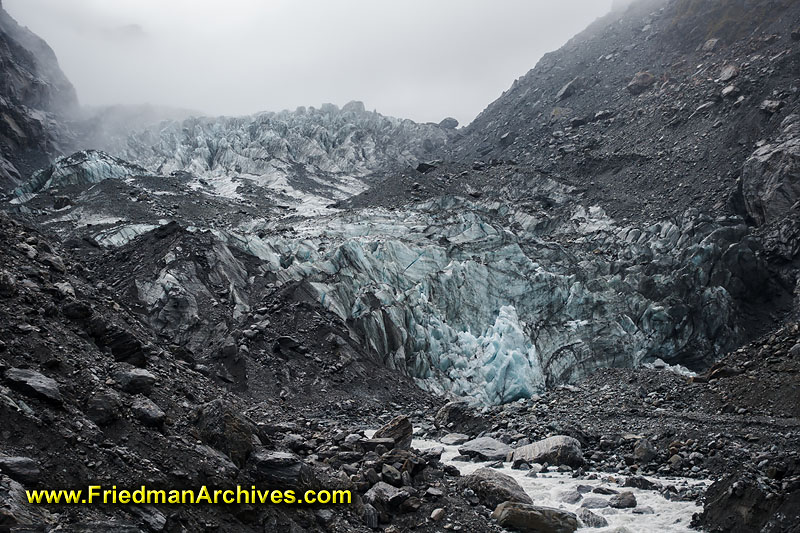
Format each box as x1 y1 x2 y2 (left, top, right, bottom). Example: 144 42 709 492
741 114 800 225
698 474 800 532
0 4 77 189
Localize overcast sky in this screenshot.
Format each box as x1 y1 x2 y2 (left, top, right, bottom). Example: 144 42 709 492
5 0 612 125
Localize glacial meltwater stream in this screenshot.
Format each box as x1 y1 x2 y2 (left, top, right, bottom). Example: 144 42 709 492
410 435 708 532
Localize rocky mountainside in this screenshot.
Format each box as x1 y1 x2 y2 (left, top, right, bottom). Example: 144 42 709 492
1 0 800 531
0 0 77 190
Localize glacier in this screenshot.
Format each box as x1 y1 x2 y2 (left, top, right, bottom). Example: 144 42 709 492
7 109 776 405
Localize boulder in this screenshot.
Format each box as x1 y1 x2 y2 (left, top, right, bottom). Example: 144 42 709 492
556 77 581 101
4 368 62 404
131 397 166 427
85 391 122 425
626 71 656 95
441 433 470 445
115 368 156 395
434 401 487 432
609 491 637 509
510 436 583 467
577 508 608 528
373 415 412 449
719 64 739 82
458 437 512 461
492 502 579 533
624 475 660 491
250 451 312 488
0 456 41 485
633 439 657 463
192 399 255 467
0 270 17 297
364 481 409 508
439 117 459 129
459 467 532 509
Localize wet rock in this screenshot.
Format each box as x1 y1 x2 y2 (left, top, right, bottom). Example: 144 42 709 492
580 497 609 509
623 476 660 491
510 436 583 467
441 433 470 445
131 396 165 427
0 456 41 485
192 399 254 467
577 508 608 528
373 415 412 449
492 502 579 533
626 71 656 95
360 438 395 452
609 491 637 509
4 368 62 404
115 368 156 395
459 467 532 509
458 437 512 461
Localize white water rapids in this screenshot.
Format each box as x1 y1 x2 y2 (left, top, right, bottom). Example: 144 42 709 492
409 435 708 532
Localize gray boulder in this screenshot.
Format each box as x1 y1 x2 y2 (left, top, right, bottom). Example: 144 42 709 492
626 71 656 95
4 368 62 404
250 451 312 488
115 368 156 395
492 502 579 533
459 467 532 509
577 508 608 528
609 491 637 509
510 436 583 467
458 437 512 461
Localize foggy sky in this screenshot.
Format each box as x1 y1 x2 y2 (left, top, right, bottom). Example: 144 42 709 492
5 0 613 125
